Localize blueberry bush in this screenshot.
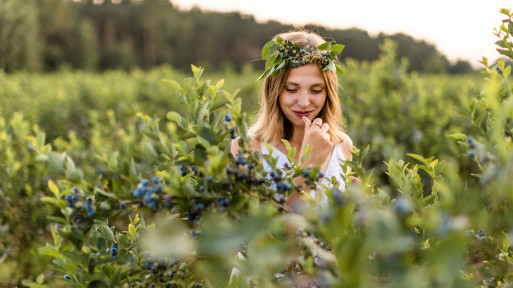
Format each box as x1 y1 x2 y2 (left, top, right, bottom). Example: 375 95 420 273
1 7 512 288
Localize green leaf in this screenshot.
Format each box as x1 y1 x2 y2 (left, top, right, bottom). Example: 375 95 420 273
503 65 511 78
66 169 84 182
99 224 115 241
449 133 468 141
407 153 427 164
215 79 224 89
330 44 345 52
324 61 336 71
498 48 513 60
162 79 181 91
37 273 44 285
210 96 229 112
496 40 509 49
336 65 344 75
191 64 203 79
256 68 271 81
500 8 511 16
317 42 330 51
48 180 60 198
167 111 183 125
261 41 274 59
48 151 66 174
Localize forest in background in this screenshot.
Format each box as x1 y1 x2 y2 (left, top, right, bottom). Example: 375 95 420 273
0 0 475 74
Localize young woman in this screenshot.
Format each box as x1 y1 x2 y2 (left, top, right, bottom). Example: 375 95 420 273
231 30 354 208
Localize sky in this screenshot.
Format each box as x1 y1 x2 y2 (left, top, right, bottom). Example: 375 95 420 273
171 0 512 68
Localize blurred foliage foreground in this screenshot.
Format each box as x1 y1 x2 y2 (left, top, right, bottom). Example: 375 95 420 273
1 8 513 288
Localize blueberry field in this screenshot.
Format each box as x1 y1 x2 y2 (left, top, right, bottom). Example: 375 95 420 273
1 9 513 288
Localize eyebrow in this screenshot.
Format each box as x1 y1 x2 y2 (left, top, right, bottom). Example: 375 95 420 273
285 82 326 87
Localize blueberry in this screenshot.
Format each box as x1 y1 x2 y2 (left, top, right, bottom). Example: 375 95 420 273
230 133 237 139
119 202 126 209
87 210 96 217
148 200 157 209
72 194 79 202
86 197 93 204
247 163 255 170
236 155 246 165
134 188 143 198
64 275 71 280
153 176 160 184
65 194 72 202
317 171 324 179
155 185 163 192
468 151 475 158
141 179 149 187
97 252 101 256
478 229 485 237
151 265 159 274
145 263 152 270
207 176 214 182
224 113 232 122
303 169 309 177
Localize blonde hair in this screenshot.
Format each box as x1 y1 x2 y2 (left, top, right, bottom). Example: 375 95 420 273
248 30 344 145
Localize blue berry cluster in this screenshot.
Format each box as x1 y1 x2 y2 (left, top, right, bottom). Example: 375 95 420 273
179 165 202 177
111 243 118 259
276 40 338 70
133 177 163 210
467 135 476 158
230 127 238 139
217 196 229 211
302 169 324 185
84 197 96 217
65 187 80 207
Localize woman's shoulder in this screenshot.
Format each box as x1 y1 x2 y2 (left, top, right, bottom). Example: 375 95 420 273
336 131 353 161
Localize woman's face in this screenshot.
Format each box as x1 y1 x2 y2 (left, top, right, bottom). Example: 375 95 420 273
278 63 327 129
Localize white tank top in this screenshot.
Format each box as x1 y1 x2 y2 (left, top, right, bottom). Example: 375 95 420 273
261 143 347 206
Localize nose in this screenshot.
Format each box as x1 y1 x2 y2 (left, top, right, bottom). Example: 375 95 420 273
297 90 310 107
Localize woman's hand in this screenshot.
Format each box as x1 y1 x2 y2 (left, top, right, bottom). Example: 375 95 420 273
298 116 333 170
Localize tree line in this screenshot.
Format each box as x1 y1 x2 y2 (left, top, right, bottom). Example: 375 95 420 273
0 0 475 74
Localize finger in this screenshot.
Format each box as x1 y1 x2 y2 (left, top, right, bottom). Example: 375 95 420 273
302 116 312 129
320 123 329 133
312 118 323 127
350 176 362 185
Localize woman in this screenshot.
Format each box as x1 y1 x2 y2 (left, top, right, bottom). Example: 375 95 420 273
231 30 354 209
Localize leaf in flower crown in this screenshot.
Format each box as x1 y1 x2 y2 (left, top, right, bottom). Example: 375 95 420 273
331 44 345 53
323 61 336 72
317 42 331 51
336 64 344 75
261 41 277 60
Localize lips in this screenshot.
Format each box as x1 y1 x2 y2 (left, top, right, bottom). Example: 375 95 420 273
293 111 312 118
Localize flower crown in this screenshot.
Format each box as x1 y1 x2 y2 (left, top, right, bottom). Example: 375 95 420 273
257 36 345 81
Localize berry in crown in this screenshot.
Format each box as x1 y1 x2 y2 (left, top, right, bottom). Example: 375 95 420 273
257 35 345 81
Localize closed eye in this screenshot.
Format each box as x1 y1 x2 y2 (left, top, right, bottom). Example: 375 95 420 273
286 88 297 93
311 90 323 94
